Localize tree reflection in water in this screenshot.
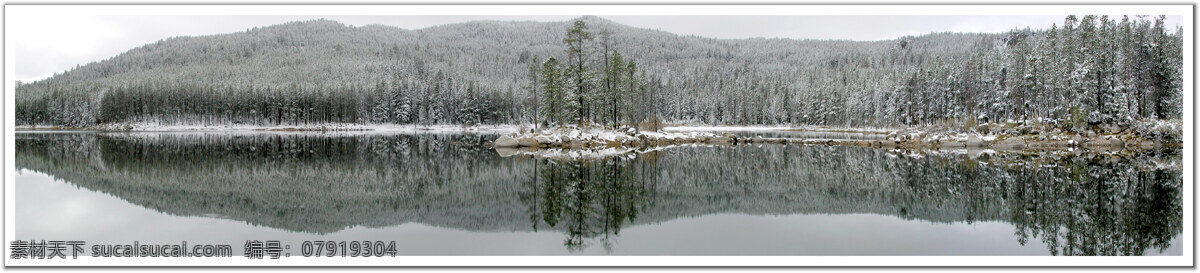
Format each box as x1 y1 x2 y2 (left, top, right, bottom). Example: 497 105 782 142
15 133 1182 255
1002 152 1181 256
522 155 656 252
518 146 1181 255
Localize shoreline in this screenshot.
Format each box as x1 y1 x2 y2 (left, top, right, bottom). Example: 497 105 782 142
488 122 1182 156
490 130 1179 151
16 121 1182 154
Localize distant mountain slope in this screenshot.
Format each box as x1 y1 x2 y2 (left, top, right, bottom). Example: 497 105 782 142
24 17 973 92
15 15 1181 129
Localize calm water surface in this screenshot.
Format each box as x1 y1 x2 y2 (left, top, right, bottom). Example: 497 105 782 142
14 132 1182 255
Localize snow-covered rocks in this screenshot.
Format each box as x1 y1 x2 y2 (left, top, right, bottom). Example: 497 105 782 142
490 123 1172 157
492 136 520 148
991 138 1027 149
966 134 984 147
517 137 539 147
881 126 1147 151
1082 137 1125 148
708 136 734 144
495 147 646 160
490 126 729 150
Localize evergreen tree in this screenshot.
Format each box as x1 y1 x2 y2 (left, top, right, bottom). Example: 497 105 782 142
564 20 594 125
540 57 567 125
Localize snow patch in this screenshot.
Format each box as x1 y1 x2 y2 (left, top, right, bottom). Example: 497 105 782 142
663 126 790 132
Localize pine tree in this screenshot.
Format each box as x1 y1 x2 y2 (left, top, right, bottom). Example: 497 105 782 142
605 51 626 126
564 20 594 126
540 57 567 125
526 55 541 129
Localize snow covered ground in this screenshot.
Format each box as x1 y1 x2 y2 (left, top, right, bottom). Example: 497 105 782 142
663 126 791 132
663 125 891 134
492 125 726 149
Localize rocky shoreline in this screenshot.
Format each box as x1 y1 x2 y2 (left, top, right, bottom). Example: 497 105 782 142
488 124 1180 153
486 126 736 149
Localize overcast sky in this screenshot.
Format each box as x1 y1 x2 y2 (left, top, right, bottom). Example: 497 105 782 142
9 13 1184 82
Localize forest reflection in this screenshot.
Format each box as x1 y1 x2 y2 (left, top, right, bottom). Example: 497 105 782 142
15 133 1181 255
522 155 659 252
517 146 1181 255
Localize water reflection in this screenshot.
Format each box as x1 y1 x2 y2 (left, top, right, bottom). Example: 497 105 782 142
14 132 1182 255
523 156 656 252
1001 153 1182 256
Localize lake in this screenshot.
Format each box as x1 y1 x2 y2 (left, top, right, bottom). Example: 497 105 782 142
14 132 1183 256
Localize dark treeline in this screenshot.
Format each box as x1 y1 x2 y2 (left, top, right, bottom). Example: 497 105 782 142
16 133 1182 254
16 16 1182 130
24 66 519 127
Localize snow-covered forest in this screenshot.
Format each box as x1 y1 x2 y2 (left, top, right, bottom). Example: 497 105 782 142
15 15 1182 130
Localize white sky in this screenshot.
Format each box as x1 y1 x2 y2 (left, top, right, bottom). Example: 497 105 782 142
6 6 1187 82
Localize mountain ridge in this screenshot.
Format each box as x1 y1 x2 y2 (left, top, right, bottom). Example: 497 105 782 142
22 16 980 90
